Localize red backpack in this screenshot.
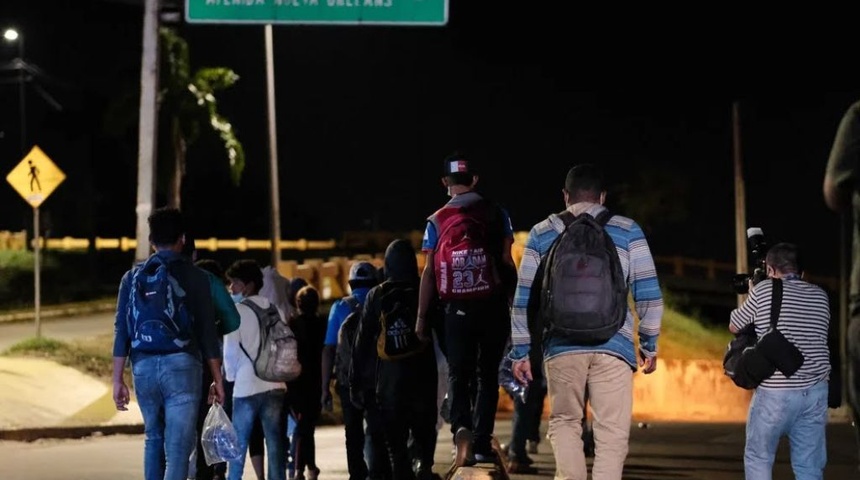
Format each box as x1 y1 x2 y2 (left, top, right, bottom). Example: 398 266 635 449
432 199 502 301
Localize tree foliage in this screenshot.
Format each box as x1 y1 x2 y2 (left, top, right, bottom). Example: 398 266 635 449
158 26 245 208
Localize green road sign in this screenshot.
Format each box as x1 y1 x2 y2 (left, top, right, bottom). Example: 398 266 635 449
186 0 448 26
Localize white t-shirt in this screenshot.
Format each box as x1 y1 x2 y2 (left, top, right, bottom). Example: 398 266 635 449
223 295 287 398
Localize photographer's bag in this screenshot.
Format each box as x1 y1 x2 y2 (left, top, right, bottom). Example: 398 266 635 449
723 279 804 389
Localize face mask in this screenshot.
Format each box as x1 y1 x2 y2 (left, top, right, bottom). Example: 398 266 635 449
230 293 245 304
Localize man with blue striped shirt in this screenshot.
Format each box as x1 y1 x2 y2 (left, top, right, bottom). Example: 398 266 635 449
510 164 663 480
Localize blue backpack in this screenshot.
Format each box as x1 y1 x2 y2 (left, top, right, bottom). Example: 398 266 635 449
128 254 193 352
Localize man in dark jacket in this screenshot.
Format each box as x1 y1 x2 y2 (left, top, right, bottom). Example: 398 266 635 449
112 207 225 480
353 239 439 480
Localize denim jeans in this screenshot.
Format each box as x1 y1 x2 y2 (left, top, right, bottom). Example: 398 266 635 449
228 389 288 480
132 352 203 480
745 381 829 480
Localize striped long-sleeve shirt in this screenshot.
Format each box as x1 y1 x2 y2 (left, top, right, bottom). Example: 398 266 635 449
509 202 663 370
729 277 831 389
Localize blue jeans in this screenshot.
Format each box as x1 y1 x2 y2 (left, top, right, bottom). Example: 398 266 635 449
228 389 288 480
132 352 203 480
745 381 829 480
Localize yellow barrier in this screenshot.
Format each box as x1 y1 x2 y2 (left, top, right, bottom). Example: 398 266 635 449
0 230 27 251
3 230 838 297
12 236 338 253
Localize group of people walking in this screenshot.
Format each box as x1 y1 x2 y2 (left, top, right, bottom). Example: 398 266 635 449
112 148 843 480
112 207 327 480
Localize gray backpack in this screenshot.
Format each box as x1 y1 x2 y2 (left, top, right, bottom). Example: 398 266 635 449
540 209 628 345
239 299 302 383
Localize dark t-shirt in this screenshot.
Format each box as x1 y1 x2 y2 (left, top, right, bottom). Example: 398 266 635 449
288 312 327 410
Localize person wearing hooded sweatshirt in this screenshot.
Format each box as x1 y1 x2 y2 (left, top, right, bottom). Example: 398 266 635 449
352 239 439 480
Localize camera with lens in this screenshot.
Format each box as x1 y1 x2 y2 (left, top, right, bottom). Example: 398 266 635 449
731 227 769 295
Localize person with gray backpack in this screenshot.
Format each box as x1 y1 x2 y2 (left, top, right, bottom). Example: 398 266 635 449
223 259 292 480
508 164 663 480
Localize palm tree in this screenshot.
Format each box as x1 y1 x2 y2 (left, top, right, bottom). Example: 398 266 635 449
158 26 245 208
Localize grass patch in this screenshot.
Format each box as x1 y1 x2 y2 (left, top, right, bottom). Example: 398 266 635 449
656 308 733 360
5 334 120 383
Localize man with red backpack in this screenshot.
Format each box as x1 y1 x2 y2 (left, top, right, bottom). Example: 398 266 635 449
416 153 517 466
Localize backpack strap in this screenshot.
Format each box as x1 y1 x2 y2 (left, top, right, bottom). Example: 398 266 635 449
769 279 783 330
594 209 613 227
237 298 275 366
557 209 576 227
343 295 360 312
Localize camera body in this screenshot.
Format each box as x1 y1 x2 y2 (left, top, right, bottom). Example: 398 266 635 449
732 227 769 295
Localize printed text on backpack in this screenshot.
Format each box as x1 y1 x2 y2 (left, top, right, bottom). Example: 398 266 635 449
540 209 628 345
376 283 425 361
433 200 501 301
239 299 302 383
129 255 193 353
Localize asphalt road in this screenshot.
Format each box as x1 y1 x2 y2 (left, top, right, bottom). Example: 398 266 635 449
2 311 858 479
0 312 114 352
1 419 857 480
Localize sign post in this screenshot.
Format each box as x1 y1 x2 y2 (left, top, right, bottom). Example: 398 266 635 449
185 0 447 269
6 145 66 338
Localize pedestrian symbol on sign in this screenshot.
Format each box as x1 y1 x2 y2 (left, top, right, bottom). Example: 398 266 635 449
6 146 65 208
28 159 41 192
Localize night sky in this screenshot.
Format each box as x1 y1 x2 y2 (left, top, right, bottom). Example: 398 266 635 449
2 1 860 280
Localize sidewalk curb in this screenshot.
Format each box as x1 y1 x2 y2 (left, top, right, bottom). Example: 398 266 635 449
0 424 143 443
0 302 116 324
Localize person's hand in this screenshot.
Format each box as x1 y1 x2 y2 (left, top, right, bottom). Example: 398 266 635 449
321 389 333 412
416 317 429 343
209 379 225 405
512 358 533 385
113 380 130 411
638 350 657 374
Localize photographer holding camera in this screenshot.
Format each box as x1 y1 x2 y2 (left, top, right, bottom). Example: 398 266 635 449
729 242 832 480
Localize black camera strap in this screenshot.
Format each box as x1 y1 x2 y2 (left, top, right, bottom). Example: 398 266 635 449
769 278 783 330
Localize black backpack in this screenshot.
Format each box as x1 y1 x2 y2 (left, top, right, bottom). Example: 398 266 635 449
335 296 361 387
375 282 425 361
540 209 628 345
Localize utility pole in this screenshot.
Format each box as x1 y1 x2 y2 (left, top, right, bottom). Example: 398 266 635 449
135 0 161 264
265 24 282 268
732 101 748 308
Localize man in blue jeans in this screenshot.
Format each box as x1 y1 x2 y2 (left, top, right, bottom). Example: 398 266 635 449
729 243 831 479
112 207 225 480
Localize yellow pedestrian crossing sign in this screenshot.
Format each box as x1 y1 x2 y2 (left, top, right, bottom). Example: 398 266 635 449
6 146 66 208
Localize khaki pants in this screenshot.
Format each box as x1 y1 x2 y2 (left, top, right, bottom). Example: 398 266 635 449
545 352 633 480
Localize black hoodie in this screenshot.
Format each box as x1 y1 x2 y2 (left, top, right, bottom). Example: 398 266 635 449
351 239 437 405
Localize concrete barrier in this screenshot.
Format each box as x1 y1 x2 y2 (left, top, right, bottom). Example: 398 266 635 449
497 358 755 423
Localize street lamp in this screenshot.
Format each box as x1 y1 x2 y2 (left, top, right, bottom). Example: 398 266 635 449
3 27 25 155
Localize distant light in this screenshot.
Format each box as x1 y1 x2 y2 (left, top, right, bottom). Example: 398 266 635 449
3 29 19 42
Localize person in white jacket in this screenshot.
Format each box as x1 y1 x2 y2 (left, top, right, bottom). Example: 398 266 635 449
224 259 289 480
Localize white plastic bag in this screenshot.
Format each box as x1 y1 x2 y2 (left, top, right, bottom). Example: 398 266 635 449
200 402 242 466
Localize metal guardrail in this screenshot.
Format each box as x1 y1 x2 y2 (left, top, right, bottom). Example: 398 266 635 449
0 231 338 252
0 230 838 295
653 255 838 291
